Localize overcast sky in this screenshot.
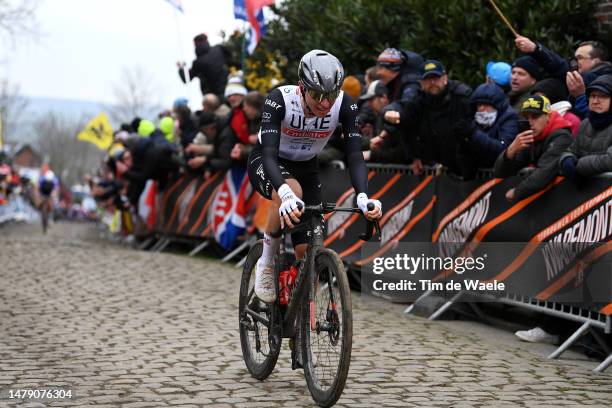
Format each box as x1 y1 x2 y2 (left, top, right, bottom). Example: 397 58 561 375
0 0 248 106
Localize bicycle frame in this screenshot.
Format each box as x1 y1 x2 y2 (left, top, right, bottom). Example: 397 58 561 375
272 203 380 339
274 208 323 339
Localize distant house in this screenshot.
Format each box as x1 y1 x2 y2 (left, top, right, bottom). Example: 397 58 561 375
11 144 43 168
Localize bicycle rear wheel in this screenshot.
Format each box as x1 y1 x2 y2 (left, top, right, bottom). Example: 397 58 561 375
301 248 352 407
238 240 281 380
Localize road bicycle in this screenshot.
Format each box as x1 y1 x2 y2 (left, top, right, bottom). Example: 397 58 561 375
239 202 380 407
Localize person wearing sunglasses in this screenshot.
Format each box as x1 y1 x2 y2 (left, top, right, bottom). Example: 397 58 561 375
247 49 383 303
515 36 612 119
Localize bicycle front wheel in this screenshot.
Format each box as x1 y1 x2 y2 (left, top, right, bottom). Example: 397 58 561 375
301 248 352 407
238 240 281 380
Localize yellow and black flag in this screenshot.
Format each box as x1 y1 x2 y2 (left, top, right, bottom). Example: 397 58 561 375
77 113 113 150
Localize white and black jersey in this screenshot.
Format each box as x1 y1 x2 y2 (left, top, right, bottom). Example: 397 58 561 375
254 85 368 195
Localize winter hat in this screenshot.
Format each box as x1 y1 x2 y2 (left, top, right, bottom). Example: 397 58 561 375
531 78 567 104
137 120 156 137
224 83 248 98
227 73 244 85
341 76 362 100
377 48 403 72
512 56 542 80
486 61 511 86
159 117 174 135
586 74 612 97
173 97 189 110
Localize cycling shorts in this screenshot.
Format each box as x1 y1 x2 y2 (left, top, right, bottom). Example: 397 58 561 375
247 145 321 246
39 180 54 197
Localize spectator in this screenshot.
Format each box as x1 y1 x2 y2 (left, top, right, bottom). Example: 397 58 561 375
485 61 511 93
494 95 573 201
173 97 189 110
227 91 265 164
376 47 423 105
174 105 199 149
224 81 248 109
531 78 581 135
120 137 181 208
177 33 229 99
559 74 612 181
455 82 518 179
137 120 168 146
202 93 230 119
185 112 233 175
509 56 542 110
158 116 175 144
392 59 472 175
364 66 380 88
359 80 408 164
516 37 612 118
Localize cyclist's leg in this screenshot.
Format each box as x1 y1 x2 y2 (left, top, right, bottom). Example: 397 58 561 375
247 148 299 302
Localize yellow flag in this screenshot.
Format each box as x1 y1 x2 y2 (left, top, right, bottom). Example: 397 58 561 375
77 113 113 150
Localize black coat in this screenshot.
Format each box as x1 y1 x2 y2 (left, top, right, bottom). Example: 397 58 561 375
179 42 229 97
124 138 180 206
494 117 573 200
400 80 473 172
561 119 612 176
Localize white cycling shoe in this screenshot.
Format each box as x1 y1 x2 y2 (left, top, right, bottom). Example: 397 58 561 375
254 258 276 303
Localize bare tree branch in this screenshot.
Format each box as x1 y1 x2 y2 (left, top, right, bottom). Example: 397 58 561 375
0 78 29 144
106 65 162 125
0 0 40 47
33 111 103 186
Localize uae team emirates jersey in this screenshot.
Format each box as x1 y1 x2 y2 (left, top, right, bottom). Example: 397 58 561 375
256 85 368 193
258 85 345 161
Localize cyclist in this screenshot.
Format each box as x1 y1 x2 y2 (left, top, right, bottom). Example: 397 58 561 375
247 49 383 303
38 169 58 210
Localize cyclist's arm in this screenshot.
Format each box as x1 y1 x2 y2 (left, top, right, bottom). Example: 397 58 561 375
260 88 286 191
338 94 368 195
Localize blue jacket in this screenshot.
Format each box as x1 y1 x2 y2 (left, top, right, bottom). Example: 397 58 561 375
469 83 518 166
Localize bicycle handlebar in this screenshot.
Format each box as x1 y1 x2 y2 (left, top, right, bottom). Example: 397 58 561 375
294 202 381 242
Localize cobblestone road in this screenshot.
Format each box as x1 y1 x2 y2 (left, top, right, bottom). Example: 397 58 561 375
1 222 611 407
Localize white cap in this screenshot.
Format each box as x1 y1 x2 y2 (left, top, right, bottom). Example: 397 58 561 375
224 83 247 98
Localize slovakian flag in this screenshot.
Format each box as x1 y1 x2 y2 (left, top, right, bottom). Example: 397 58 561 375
210 167 258 251
164 0 184 13
234 0 274 54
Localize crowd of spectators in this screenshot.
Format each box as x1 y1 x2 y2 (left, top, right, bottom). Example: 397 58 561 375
89 33 612 225
349 37 612 188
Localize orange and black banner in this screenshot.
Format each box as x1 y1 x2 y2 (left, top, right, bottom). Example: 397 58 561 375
153 166 611 313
